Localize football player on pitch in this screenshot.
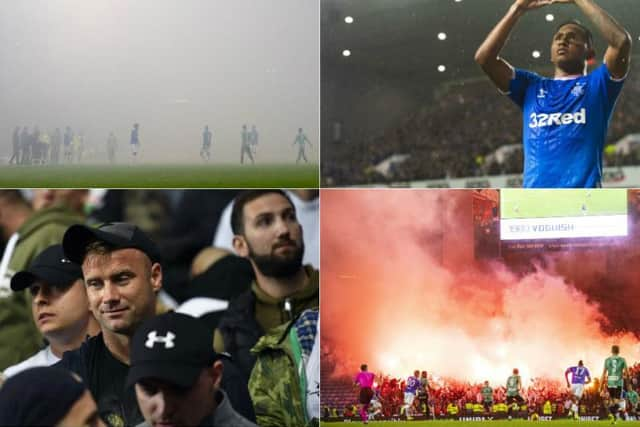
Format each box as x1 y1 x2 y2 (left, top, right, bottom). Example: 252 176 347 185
601 345 629 423
475 0 631 188
565 360 591 419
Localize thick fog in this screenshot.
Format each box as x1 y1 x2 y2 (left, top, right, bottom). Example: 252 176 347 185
0 0 319 164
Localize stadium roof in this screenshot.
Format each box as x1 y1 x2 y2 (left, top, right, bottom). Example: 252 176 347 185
322 0 639 89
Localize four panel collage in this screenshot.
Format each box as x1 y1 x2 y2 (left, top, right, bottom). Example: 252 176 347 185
0 1 638 426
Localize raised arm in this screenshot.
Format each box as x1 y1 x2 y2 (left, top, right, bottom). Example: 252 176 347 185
571 0 631 79
475 1 553 92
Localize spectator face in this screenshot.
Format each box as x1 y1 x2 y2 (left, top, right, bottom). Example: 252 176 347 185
233 193 304 277
56 390 105 427
135 365 220 427
83 248 161 336
30 279 92 338
32 189 88 213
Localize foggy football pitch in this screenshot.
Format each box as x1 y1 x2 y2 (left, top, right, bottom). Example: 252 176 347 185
0 163 318 187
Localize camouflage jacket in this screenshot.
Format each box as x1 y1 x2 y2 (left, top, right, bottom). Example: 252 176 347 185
215 265 319 379
249 310 319 427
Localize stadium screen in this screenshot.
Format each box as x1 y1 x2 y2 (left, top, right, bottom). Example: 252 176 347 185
500 189 628 241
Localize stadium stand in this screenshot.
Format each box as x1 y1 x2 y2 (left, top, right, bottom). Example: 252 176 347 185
322 70 640 187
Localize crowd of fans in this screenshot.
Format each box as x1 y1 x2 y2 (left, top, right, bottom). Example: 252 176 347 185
322 69 640 186
322 362 640 420
0 189 320 427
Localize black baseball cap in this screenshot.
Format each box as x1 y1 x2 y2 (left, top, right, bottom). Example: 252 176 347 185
10 244 83 292
63 222 161 264
0 366 87 426
126 312 218 389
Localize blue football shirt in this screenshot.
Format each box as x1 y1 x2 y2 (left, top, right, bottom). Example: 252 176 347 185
508 64 625 188
130 128 139 145
566 365 591 384
405 376 420 394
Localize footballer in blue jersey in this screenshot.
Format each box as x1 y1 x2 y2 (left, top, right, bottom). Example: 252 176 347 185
565 360 591 419
130 123 140 163
475 0 631 188
402 370 421 418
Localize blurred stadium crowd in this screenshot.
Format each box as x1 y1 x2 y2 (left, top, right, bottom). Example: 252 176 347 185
322 71 640 186
0 189 319 427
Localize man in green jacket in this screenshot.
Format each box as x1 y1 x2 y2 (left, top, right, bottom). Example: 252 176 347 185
213 190 319 380
0 190 86 370
249 308 319 427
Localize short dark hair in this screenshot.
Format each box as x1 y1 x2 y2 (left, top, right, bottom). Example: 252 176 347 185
230 190 294 235
85 240 116 258
554 20 594 49
612 345 620 354
0 190 28 207
361 364 367 371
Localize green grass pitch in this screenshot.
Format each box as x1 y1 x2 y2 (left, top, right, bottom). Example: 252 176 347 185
501 189 627 219
322 420 616 426
0 163 318 188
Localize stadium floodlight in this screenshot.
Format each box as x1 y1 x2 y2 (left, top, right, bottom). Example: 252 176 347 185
545 14 554 22
438 32 447 41
437 65 446 72
532 50 541 59
345 16 354 24
342 49 351 57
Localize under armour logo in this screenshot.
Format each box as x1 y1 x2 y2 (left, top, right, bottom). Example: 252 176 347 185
537 88 547 99
145 331 176 349
60 258 71 264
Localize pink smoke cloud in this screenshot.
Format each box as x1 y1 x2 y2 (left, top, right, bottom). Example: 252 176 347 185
321 189 639 386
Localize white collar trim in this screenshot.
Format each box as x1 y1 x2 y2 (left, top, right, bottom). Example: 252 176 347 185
554 74 583 81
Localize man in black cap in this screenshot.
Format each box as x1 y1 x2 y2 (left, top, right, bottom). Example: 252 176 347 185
0 189 86 371
128 311 257 427
3 244 99 378
0 366 105 427
56 222 253 427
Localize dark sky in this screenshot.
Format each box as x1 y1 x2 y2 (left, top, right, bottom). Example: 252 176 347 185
323 0 638 82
